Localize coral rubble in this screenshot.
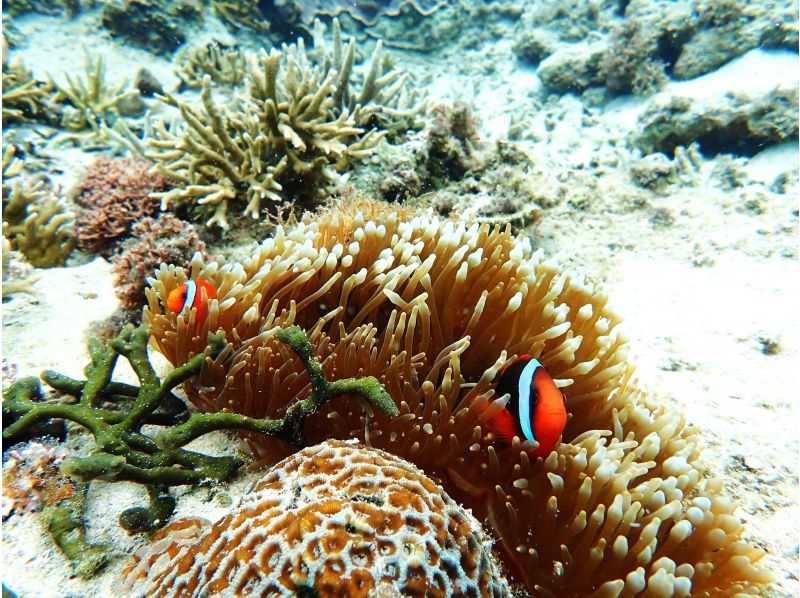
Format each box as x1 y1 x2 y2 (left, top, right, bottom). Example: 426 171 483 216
633 88 800 157
121 439 508 596
100 0 201 56
145 200 772 595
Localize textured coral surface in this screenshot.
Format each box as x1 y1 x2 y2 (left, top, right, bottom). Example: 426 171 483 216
121 439 508 597
146 201 772 596
74 156 168 254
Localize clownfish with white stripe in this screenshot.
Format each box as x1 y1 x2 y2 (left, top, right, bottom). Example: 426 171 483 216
166 279 217 325
485 355 567 459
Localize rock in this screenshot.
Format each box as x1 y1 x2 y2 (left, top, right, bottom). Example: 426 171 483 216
133 68 164 97
537 43 605 94
632 87 800 157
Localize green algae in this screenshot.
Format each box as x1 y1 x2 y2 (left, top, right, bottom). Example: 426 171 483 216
3 322 397 544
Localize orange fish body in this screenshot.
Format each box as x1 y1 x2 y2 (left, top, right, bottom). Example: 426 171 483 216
484 355 567 459
166 279 217 324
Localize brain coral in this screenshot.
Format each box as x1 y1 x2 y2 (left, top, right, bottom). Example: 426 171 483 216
121 438 507 596
145 200 771 596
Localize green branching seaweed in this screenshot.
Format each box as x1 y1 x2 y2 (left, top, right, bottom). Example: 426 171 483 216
2 324 397 536
158 326 399 450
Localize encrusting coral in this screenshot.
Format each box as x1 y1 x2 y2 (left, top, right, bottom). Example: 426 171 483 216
121 439 508 596
145 199 773 596
73 156 169 255
147 20 413 228
111 214 208 314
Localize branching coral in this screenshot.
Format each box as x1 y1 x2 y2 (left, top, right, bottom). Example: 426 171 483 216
51 51 141 132
121 439 508 596
2 146 75 268
2 38 56 125
3 323 397 534
147 22 412 228
73 156 168 254
176 42 247 90
146 200 773 595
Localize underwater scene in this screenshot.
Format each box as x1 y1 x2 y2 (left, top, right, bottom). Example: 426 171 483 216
1 0 798 596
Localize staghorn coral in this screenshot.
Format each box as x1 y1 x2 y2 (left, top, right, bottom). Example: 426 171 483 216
121 439 508 596
111 214 208 313
2 37 56 125
73 156 169 254
51 51 142 132
2 145 75 268
147 22 411 229
146 200 773 595
176 42 247 90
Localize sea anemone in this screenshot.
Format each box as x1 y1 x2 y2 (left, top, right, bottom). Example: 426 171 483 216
145 199 771 595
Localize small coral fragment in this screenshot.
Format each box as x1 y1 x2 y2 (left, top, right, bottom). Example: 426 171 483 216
2 439 73 518
121 439 509 596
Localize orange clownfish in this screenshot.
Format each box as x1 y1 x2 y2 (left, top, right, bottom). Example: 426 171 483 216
166 279 217 324
485 355 567 459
